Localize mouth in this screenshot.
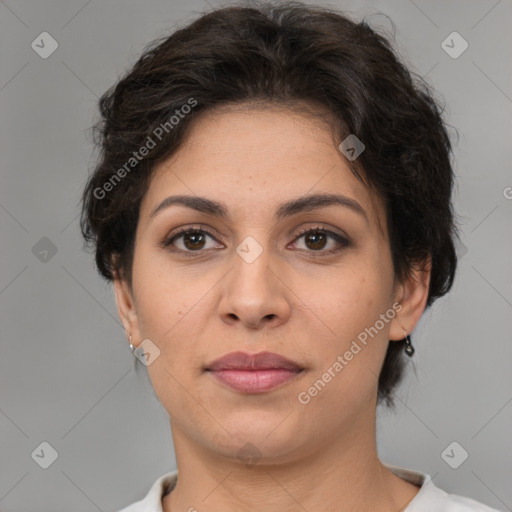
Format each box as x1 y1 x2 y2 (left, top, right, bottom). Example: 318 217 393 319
205 351 305 393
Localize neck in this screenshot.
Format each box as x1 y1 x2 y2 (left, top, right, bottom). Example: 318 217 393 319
163 408 419 512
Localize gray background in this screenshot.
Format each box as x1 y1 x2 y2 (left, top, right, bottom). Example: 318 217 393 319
1 0 511 511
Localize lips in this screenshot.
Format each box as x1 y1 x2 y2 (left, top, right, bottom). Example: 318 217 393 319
205 351 304 393
206 351 303 372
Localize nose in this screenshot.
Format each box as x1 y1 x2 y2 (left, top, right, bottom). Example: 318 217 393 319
217 242 291 330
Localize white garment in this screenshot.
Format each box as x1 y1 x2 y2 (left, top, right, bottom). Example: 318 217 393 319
117 463 503 512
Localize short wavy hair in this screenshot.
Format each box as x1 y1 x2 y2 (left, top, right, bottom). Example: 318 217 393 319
81 0 459 407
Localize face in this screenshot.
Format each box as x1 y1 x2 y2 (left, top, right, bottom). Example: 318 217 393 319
114 103 429 464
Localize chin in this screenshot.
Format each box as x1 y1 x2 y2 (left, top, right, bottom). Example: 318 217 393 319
206 412 308 463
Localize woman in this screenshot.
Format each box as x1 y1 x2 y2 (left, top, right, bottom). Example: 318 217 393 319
81 2 502 511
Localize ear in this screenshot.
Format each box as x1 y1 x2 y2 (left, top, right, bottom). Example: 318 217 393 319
112 269 141 348
389 255 431 341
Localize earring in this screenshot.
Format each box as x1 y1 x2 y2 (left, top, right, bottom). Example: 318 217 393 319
129 335 135 352
403 329 415 357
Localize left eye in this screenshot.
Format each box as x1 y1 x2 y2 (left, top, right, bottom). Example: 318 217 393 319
290 227 349 254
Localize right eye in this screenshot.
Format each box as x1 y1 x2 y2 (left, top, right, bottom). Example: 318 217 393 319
162 226 224 255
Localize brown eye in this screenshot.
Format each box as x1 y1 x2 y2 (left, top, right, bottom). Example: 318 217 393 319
182 230 207 250
304 230 328 250
162 227 222 254
291 227 350 255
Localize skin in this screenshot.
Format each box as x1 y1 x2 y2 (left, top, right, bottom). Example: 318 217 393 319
114 103 431 512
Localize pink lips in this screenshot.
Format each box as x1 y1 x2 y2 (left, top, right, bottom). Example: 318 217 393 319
206 351 304 393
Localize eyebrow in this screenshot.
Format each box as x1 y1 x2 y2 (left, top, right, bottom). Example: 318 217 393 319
149 193 369 225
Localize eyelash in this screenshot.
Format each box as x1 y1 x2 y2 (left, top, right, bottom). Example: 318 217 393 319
161 224 350 258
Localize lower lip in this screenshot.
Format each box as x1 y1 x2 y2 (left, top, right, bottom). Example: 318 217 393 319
208 369 302 393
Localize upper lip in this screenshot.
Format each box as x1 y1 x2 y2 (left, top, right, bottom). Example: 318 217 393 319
205 351 303 372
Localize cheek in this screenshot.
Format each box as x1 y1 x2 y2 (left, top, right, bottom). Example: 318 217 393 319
305 258 394 380
131 250 219 385
132 243 200 336
311 261 382 331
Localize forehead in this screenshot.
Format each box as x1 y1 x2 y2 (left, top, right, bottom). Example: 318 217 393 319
140 105 387 235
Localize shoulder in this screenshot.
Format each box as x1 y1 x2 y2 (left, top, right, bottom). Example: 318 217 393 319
117 501 142 512
116 470 178 512
384 464 504 512
417 486 504 512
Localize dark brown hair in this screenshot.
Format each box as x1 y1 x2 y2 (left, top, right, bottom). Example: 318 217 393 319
80 0 459 407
